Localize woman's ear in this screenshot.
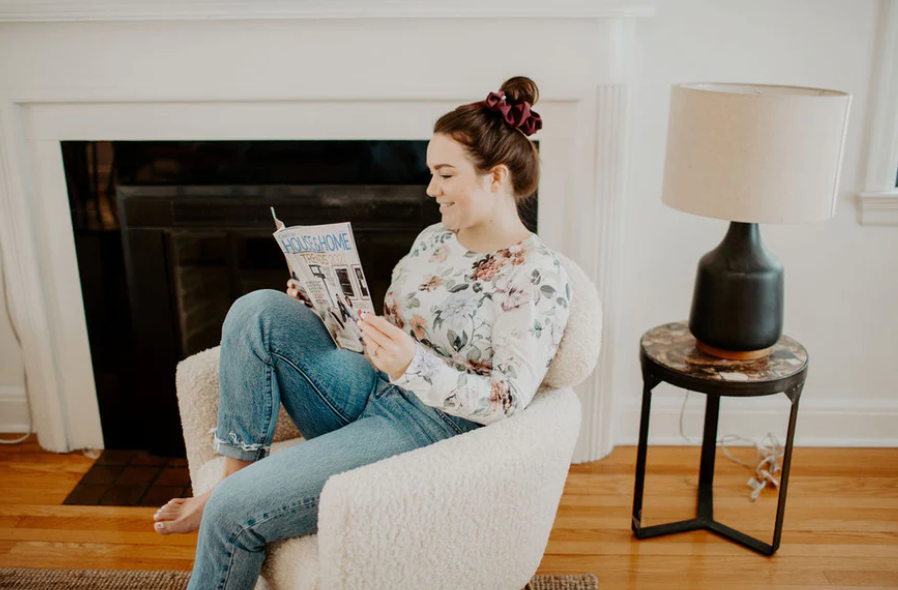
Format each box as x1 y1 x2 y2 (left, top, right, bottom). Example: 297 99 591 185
489 165 510 193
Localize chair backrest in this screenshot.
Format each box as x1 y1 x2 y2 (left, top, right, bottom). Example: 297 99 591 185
540 253 603 390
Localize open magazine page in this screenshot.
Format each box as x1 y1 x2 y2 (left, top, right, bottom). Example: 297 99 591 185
271 208 375 352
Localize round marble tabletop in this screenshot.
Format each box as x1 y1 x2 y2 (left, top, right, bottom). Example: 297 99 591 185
640 322 808 383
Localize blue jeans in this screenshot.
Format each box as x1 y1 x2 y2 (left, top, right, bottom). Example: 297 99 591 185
187 290 483 590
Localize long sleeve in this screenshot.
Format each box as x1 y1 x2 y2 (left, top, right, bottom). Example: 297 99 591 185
390 264 571 426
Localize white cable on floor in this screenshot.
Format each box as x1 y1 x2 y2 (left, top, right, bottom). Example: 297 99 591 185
679 390 784 501
0 237 32 445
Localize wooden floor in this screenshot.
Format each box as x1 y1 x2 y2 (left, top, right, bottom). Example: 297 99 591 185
1 435 896 589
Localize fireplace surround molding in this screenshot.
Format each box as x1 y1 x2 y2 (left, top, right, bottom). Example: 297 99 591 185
0 2 653 462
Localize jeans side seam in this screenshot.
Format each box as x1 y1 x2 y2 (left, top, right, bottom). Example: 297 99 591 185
218 494 322 589
270 351 353 425
263 355 276 452
219 547 233 590
234 493 320 541
435 409 464 435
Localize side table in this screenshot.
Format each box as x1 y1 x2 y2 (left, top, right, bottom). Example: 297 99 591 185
632 321 809 556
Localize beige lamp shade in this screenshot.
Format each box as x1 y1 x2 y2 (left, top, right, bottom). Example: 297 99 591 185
661 83 851 224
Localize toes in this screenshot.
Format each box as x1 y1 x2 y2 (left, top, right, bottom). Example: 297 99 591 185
154 504 184 521
155 507 176 520
157 518 193 535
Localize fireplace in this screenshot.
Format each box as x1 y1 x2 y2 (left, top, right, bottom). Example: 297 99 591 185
0 6 648 461
61 140 539 456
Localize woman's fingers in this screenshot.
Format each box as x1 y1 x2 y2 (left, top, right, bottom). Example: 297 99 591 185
359 321 391 349
361 315 399 338
286 279 303 301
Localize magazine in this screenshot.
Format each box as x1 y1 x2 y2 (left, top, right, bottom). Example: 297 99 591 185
271 207 375 352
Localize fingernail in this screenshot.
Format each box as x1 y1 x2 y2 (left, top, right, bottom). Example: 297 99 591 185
155 522 164 530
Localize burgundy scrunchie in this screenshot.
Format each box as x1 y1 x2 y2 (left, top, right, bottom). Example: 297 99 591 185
476 91 543 137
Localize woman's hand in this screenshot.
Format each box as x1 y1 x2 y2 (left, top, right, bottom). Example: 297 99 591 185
357 314 416 381
286 279 314 308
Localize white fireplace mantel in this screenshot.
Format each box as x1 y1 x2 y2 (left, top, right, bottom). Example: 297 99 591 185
0 1 654 21
0 2 653 463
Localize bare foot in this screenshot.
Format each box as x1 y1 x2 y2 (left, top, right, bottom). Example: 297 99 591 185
153 489 212 535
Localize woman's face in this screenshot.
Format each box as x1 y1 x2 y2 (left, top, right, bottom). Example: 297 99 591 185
425 133 509 231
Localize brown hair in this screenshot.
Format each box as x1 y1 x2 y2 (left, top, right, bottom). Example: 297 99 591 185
433 76 541 204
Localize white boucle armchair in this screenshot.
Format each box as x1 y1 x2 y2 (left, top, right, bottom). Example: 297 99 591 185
175 253 602 590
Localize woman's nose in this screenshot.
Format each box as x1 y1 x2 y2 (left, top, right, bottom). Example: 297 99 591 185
426 178 440 198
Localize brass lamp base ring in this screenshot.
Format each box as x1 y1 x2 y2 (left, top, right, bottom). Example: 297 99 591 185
695 340 773 361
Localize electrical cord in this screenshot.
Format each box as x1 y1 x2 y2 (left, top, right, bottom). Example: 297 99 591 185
679 390 784 501
0 236 32 445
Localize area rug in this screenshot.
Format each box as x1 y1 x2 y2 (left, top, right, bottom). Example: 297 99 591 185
0 568 598 589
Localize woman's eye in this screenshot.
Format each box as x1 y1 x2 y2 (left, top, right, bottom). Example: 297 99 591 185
440 175 452 179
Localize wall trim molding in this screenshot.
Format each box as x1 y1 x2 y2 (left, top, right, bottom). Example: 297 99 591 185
856 0 898 225
858 189 898 225
0 385 30 434
614 398 898 448
0 1 655 22
0 385 26 398
567 84 630 463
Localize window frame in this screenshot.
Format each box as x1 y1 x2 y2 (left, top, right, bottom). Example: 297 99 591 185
858 0 898 225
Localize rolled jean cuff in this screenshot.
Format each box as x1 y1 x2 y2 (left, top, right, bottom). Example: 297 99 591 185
210 428 271 462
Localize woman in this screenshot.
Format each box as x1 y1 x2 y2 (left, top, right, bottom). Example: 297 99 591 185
152 76 572 590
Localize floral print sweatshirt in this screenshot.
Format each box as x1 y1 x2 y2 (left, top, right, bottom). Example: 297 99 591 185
384 222 572 426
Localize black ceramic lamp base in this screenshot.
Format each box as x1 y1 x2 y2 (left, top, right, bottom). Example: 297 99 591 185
689 221 784 359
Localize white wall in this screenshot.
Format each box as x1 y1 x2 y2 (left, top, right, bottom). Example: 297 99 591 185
615 0 898 446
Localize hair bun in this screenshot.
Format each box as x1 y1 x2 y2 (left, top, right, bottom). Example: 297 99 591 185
499 76 539 107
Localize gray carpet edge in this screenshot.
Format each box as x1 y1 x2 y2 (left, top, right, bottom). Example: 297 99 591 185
0 568 598 589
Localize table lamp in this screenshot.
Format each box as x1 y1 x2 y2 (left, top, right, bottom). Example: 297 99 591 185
661 83 851 360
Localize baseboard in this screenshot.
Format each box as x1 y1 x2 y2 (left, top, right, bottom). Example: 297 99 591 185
0 386 30 433
615 396 898 447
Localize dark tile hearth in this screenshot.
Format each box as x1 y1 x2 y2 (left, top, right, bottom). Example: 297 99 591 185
64 449 193 507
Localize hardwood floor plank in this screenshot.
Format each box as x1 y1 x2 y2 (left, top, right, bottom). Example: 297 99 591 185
0 554 194 570
4 540 197 561
15 515 163 533
559 492 898 510
825 571 898 586
0 505 158 519
0 527 197 547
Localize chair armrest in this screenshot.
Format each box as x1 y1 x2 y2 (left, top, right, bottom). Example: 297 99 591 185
175 345 305 491
316 387 582 590
175 346 222 488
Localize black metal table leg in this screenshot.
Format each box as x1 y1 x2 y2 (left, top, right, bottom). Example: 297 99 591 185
631 375 658 534
633 374 706 540
697 394 721 522
772 383 804 552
